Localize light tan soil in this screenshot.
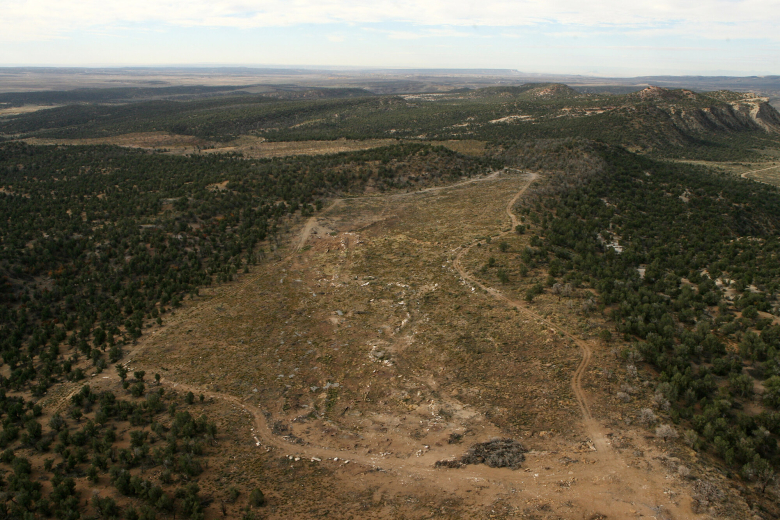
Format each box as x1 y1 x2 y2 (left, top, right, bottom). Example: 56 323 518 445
669 154 780 187
47 169 757 518
0 104 63 117
20 133 489 159
741 163 780 185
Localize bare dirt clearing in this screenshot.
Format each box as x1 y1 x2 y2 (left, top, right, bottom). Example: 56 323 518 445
741 163 780 185
0 104 62 117
200 136 399 158
20 133 489 159
23 134 396 157
24 132 209 149
669 153 780 187
79 170 753 518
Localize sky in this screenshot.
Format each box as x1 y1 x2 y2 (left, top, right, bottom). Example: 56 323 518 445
1 0 779 76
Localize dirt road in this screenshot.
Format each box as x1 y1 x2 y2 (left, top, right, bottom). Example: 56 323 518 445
294 169 504 252
451 170 621 461
68 169 705 518
741 163 780 183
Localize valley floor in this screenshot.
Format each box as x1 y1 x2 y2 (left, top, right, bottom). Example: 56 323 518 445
52 169 755 518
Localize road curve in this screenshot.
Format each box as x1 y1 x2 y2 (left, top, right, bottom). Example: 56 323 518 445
52 168 615 487
451 170 612 455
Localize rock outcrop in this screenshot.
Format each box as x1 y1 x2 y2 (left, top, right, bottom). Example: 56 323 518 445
633 86 780 135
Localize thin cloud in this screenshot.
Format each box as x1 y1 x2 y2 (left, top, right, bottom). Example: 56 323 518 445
2 0 779 42
365 26 478 40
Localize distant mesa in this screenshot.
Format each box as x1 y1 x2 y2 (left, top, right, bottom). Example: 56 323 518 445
624 85 780 135
633 85 697 101
529 83 579 98
474 83 578 99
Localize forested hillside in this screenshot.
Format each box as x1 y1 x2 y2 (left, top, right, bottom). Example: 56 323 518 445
2 85 778 160
519 144 780 487
0 142 498 397
2 80 780 517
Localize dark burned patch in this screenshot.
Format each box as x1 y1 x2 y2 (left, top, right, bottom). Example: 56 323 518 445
270 420 306 444
434 459 464 469
435 438 527 469
447 432 463 444
461 438 528 469
271 420 289 435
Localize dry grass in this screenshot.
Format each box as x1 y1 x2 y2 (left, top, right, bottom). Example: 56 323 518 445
744 164 780 186
436 139 488 156
19 133 491 160
669 150 780 187
112 170 758 519
23 132 208 148
208 136 400 158
0 105 62 117
135 173 570 435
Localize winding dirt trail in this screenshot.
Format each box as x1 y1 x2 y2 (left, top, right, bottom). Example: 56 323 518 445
450 170 613 456
114 170 607 468
140 168 610 466
293 169 505 252
740 162 780 184
55 169 701 517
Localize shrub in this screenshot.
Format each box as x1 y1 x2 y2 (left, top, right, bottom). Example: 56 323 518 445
655 424 678 442
638 408 656 426
525 283 544 302
49 413 66 432
683 429 699 449
728 373 753 398
742 306 758 319
459 438 527 469
249 488 267 507
130 382 145 398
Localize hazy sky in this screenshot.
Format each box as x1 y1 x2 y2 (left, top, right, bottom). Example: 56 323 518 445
2 0 779 75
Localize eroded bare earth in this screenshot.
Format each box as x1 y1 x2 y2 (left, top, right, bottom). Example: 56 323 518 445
22 133 488 159
110 170 750 518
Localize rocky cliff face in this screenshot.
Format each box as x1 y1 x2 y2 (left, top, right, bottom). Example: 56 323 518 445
753 100 780 132
668 99 780 135
633 87 780 136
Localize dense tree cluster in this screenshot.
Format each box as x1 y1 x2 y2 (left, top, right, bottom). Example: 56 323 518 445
522 145 780 477
0 84 256 106
0 382 220 519
0 142 498 397
1 86 776 160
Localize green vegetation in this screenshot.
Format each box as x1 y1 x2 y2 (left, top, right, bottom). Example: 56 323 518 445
0 84 255 106
2 84 777 160
0 141 497 397
523 143 780 478
0 383 220 518
2 80 780 513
